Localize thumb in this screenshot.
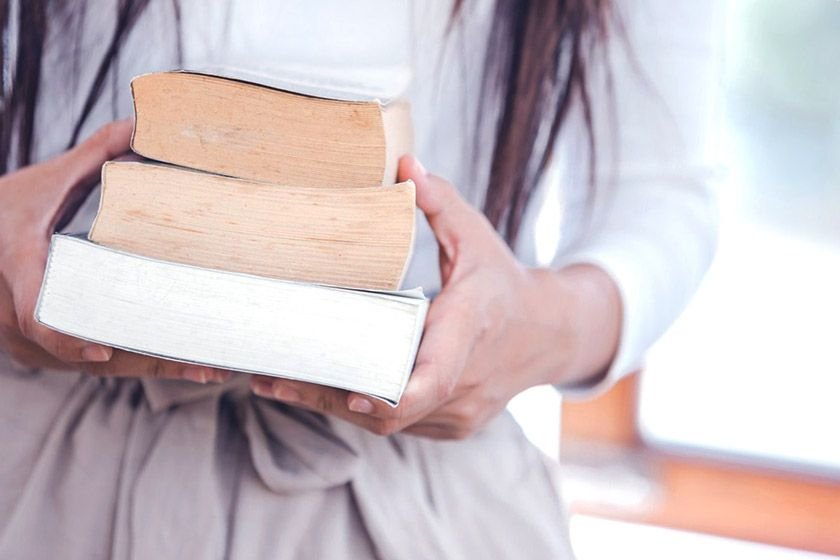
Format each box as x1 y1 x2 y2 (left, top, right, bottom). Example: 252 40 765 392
398 155 475 267
50 120 133 231
59 119 133 185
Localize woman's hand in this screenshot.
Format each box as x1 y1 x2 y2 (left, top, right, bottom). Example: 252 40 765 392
0 121 228 383
251 156 622 439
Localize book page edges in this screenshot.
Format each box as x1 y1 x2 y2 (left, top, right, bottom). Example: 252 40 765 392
394 179 416 290
35 235 427 403
37 317 409 403
91 162 416 290
45 234 426 304
394 296 429 405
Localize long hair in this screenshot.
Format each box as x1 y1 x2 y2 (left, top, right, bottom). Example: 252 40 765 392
0 0 611 245
454 0 611 242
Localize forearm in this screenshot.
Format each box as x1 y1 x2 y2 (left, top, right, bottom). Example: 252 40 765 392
519 264 622 388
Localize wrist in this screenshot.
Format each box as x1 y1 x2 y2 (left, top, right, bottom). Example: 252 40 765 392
523 264 622 387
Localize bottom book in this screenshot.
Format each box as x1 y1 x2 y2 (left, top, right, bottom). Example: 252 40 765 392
35 235 428 405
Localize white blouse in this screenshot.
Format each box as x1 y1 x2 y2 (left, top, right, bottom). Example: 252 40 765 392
42 0 722 396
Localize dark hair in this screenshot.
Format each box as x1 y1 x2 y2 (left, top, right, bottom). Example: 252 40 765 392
454 0 610 242
0 0 170 173
1 0 610 245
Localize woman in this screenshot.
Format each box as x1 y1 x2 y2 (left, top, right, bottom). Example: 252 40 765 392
0 0 719 558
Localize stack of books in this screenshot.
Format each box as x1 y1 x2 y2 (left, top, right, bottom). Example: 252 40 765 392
35 71 427 405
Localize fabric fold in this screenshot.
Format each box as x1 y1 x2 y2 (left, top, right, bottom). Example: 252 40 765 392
242 397 360 493
1 367 570 559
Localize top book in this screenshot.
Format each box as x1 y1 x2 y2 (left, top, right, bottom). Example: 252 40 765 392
130 71 414 187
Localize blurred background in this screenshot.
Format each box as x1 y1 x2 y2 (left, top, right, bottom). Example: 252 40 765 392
509 0 840 557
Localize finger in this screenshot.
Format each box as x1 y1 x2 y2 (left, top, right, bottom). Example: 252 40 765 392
343 363 455 431
345 296 475 427
50 120 134 231
398 155 488 261
402 422 461 440
10 246 113 364
250 376 387 433
0 324 72 370
2 121 132 363
57 120 133 187
251 376 351 416
84 350 231 383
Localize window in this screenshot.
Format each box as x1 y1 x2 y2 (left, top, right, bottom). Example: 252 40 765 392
639 0 840 477
558 2 840 556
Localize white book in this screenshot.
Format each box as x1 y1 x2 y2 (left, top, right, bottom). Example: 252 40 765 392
35 235 428 405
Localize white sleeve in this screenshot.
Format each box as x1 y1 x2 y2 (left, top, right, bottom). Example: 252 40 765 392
553 0 724 398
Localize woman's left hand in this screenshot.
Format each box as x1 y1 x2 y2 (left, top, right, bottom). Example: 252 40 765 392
251 156 621 439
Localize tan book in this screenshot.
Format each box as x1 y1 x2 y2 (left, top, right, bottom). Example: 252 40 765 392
130 71 413 188
89 161 416 291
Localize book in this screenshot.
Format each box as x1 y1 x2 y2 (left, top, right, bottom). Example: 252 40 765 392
90 161 416 290
130 71 413 188
35 235 428 404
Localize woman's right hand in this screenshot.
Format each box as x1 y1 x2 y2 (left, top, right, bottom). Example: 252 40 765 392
0 121 229 383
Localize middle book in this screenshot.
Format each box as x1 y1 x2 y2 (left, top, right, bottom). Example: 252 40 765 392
91 161 416 291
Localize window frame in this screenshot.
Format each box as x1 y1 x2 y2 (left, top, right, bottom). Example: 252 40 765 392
560 373 840 556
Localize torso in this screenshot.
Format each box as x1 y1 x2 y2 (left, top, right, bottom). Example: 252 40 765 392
41 0 565 297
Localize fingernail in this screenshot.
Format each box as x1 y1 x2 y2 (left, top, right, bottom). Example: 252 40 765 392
181 366 208 384
82 345 112 362
207 370 232 384
273 384 301 402
252 379 273 397
349 396 375 414
413 157 427 176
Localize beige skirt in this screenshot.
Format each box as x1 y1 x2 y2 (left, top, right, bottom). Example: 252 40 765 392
0 353 573 559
